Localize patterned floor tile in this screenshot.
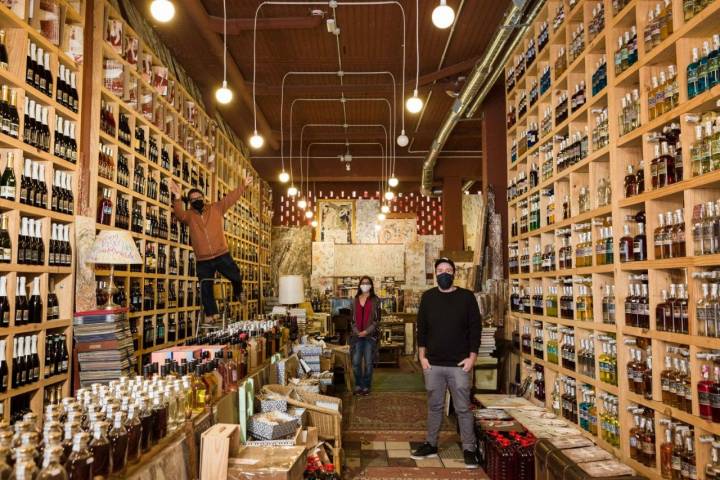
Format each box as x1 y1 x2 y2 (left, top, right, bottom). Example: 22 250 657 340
438 442 464 460
361 440 386 450
359 450 388 460
385 441 411 450
414 457 444 468
361 456 389 468
387 449 412 458
387 457 417 467
442 458 468 469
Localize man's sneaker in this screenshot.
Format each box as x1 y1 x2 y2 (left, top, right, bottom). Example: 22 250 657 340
410 442 438 459
463 450 479 469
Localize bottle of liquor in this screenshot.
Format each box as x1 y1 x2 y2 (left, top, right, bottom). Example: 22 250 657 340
29 334 39 382
633 222 648 261
89 421 111 477
698 364 715 420
0 214 9 264
15 276 27 326
28 277 42 324
98 188 113 225
0 277 7 328
65 432 92 480
0 152 16 201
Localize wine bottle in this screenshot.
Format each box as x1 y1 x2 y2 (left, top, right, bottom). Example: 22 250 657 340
25 42 36 86
0 339 7 393
17 217 28 264
16 335 26 386
62 224 71 266
0 30 8 70
27 277 42 324
0 277 8 328
30 335 39 382
64 171 74 214
60 334 68 373
0 84 10 137
0 151 16 200
44 335 53 378
70 72 78 112
37 163 47 208
56 64 65 105
35 219 44 265
19 158 31 204
43 52 52 97
0 214 11 263
7 89 17 139
10 337 18 388
15 276 27 326
47 279 59 321
34 46 44 92
30 161 40 206
49 223 57 266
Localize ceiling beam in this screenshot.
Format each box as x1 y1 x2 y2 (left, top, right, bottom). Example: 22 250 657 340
415 55 481 86
206 15 323 33
184 0 279 150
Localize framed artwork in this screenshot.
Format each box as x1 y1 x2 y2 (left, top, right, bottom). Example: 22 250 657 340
318 199 355 243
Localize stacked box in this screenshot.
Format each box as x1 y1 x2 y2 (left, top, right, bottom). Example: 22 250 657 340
257 394 288 413
248 411 300 441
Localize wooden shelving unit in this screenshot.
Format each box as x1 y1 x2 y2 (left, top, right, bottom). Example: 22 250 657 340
84 1 270 371
505 0 720 477
0 0 85 421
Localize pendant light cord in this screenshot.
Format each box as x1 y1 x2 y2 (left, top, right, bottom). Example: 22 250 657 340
414 0 419 93
223 0 228 84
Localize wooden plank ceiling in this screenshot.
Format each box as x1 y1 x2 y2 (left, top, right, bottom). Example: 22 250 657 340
133 0 510 185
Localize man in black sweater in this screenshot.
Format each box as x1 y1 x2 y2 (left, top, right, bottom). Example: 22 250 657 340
411 257 482 468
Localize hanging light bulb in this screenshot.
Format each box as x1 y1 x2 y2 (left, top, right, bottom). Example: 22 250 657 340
374 223 381 232
215 80 233 104
396 130 409 147
297 198 308 209
406 89 423 113
377 212 386 221
381 204 390 214
384 190 395 201
388 175 399 187
150 0 175 22
287 185 298 197
305 210 314 219
311 220 318 228
249 130 264 149
432 0 455 28
278 171 290 183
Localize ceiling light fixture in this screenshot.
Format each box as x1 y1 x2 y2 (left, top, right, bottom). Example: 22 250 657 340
388 174 399 187
311 220 318 228
278 171 290 183
407 0 423 114
150 0 175 22
305 210 314 219
249 130 264 149
432 0 455 28
381 204 390 214
215 0 234 106
396 130 409 147
374 223 381 232
377 212 386 221
287 185 298 197
297 198 307 209
385 190 395 201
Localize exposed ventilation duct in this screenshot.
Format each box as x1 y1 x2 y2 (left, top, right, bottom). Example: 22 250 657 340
420 0 546 196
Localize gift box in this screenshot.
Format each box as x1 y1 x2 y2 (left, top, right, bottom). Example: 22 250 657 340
286 407 308 426
248 411 300 441
257 394 288 413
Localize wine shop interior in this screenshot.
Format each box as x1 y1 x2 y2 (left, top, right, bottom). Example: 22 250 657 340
0 0 719 478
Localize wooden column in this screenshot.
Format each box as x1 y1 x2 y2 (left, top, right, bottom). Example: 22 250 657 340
442 175 463 251
481 79 508 274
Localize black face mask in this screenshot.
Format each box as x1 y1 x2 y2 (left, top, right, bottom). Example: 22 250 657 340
191 199 205 212
436 272 454 290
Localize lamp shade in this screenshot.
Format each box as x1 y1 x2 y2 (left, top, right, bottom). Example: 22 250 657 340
87 229 143 265
278 275 304 305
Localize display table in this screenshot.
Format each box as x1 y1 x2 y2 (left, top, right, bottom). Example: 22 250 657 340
378 342 402 367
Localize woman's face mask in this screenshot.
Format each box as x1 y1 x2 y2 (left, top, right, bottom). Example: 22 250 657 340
360 284 372 293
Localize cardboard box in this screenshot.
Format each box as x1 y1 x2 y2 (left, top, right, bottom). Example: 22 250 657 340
228 446 306 480
257 394 288 413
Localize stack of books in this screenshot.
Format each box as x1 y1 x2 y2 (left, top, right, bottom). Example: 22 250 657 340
479 326 497 357
73 308 137 386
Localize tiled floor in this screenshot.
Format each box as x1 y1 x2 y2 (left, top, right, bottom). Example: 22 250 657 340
345 439 470 469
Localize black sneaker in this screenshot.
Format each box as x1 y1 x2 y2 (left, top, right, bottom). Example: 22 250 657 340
463 450 479 469
410 442 438 459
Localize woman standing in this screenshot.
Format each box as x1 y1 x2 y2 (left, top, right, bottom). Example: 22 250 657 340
350 276 382 395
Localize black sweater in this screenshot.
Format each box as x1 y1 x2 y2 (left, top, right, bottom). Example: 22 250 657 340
417 287 482 367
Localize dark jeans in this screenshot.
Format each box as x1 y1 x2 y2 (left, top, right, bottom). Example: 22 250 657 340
352 338 375 390
196 252 243 316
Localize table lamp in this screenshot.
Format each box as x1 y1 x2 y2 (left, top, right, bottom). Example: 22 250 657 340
278 275 304 307
87 229 143 310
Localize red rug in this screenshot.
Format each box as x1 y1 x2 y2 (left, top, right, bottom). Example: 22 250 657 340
344 392 456 433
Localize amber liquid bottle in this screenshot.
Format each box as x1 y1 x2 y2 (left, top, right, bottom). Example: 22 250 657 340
65 432 92 480
152 392 168 441
125 405 142 463
109 412 128 473
659 427 673 479
139 400 154 453
89 422 110 477
619 224 634 262
192 365 207 411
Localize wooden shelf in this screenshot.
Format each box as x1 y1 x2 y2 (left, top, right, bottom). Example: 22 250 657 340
506 0 720 477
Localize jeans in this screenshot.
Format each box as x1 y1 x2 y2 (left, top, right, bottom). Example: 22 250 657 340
196 252 243 316
352 338 375 390
423 365 476 451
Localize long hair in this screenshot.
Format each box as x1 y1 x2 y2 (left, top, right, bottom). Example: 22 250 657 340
355 276 376 298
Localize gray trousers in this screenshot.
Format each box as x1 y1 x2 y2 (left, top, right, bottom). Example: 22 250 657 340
423 365 476 451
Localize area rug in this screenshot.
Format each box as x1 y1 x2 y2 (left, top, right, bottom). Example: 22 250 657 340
371 369 426 392
348 467 489 479
344 392 456 433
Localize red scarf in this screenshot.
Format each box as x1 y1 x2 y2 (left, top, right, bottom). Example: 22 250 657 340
355 297 372 332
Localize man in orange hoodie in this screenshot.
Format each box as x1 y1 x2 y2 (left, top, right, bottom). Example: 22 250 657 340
169 175 253 323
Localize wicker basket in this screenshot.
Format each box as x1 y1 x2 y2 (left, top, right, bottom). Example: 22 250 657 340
262 385 342 442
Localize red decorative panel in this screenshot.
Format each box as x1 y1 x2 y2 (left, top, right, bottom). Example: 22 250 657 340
275 191 443 235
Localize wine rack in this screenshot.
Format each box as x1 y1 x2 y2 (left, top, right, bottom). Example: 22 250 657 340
505 0 720 477
0 0 84 422
86 1 270 372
